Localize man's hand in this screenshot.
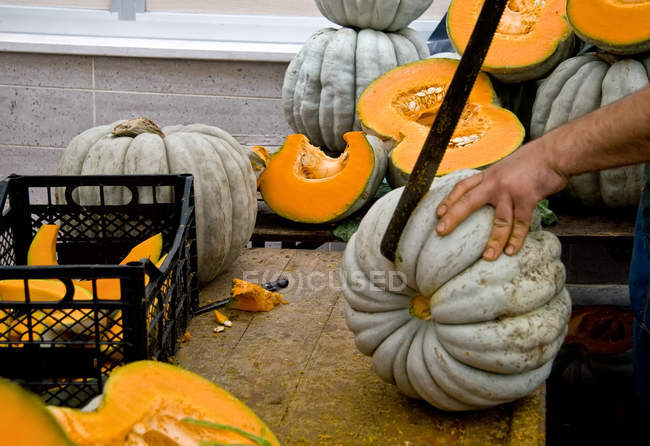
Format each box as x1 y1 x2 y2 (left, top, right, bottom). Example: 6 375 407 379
434 86 650 261
435 140 568 261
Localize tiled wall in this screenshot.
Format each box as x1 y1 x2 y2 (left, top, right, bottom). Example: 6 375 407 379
0 51 291 179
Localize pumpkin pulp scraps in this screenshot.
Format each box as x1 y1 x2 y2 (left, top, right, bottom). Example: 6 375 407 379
230 279 287 312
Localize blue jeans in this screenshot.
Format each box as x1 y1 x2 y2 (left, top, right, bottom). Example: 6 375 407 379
628 191 650 417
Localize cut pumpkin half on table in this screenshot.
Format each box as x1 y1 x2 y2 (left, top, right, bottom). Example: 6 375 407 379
47 360 281 446
259 131 387 224
358 58 524 188
447 0 575 82
567 0 650 55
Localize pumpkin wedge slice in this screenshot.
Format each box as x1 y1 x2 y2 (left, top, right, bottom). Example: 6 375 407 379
358 58 524 187
259 131 387 223
48 360 281 446
567 0 650 55
0 279 92 302
75 232 163 300
447 0 574 82
0 377 75 446
27 224 60 266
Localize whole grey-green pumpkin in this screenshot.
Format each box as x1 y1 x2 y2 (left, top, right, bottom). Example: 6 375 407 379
315 0 433 31
340 169 570 411
55 118 257 283
531 53 650 208
283 27 429 152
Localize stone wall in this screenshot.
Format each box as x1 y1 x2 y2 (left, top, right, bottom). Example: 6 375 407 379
0 52 291 178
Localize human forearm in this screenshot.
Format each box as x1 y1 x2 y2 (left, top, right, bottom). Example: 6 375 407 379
544 85 650 177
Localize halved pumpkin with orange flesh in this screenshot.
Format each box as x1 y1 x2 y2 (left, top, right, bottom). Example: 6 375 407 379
259 131 387 224
0 377 75 446
358 58 524 188
447 0 575 82
27 224 60 266
567 0 650 55
48 360 281 446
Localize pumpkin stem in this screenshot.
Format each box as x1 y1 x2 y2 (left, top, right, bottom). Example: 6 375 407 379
112 118 165 138
410 295 432 320
595 52 620 66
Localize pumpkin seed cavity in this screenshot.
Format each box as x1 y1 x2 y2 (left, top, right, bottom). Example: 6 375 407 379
394 89 488 149
296 145 349 180
497 0 546 36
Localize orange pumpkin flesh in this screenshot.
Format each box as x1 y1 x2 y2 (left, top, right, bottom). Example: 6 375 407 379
0 378 73 446
47 360 281 446
0 279 92 302
75 233 163 300
567 0 650 53
358 58 524 186
447 0 573 77
230 279 287 312
259 132 376 223
27 224 59 266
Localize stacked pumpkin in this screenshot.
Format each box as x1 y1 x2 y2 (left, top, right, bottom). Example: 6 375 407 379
282 0 433 152
286 0 582 191
258 0 435 224
530 2 650 209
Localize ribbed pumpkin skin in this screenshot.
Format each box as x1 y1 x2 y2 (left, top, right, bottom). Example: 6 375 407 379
340 169 570 411
56 121 257 283
282 27 429 152
531 54 650 208
315 0 433 31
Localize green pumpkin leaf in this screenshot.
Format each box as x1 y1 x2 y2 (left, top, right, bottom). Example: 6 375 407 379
333 215 362 242
333 180 391 242
182 418 272 446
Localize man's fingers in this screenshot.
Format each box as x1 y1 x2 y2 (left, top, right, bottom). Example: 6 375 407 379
483 196 514 261
436 173 484 217
436 185 489 235
504 204 534 256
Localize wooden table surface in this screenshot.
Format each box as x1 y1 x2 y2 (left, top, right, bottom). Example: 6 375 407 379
176 248 545 446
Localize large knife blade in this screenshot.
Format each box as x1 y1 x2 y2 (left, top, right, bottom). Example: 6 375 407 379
380 0 509 262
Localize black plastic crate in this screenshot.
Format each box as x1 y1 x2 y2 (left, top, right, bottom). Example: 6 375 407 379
0 174 199 407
